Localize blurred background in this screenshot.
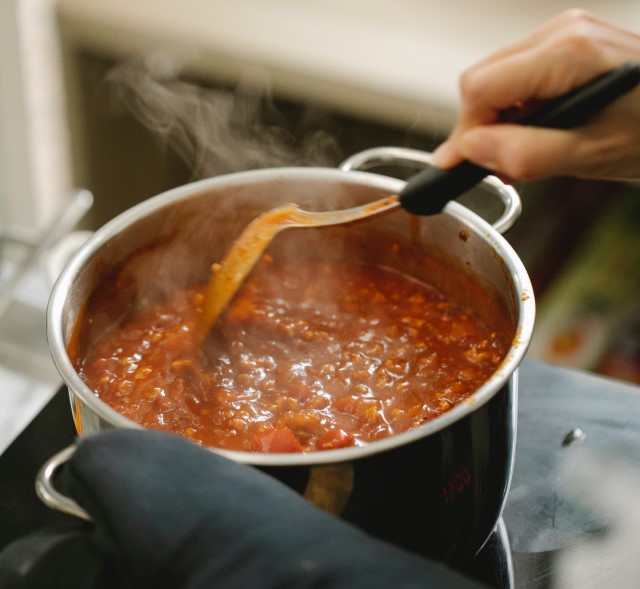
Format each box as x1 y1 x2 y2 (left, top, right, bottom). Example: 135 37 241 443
0 0 639 448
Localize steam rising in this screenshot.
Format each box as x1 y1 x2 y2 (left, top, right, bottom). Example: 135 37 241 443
101 54 365 318
105 53 341 178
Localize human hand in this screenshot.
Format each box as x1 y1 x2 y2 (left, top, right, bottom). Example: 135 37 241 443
433 10 640 181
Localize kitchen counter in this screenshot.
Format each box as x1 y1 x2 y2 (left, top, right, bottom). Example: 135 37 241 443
1 359 639 587
56 0 640 134
0 257 61 456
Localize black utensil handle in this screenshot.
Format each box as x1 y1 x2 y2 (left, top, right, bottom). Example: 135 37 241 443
400 60 640 215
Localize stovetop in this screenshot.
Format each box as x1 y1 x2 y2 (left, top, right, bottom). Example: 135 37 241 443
1 359 640 588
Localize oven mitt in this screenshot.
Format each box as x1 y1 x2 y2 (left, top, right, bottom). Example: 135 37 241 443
0 429 486 588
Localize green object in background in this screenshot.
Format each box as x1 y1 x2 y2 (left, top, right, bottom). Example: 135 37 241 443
528 185 640 381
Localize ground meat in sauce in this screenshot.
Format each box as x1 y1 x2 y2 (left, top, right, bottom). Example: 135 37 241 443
76 258 506 452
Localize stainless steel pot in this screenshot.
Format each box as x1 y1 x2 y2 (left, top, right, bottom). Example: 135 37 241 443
45 147 535 563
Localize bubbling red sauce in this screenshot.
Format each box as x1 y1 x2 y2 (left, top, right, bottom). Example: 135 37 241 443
76 257 506 452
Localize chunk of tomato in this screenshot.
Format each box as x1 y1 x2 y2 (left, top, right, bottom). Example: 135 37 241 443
254 427 302 453
316 428 355 451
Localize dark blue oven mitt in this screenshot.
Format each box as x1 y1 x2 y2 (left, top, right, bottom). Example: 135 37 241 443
0 429 485 588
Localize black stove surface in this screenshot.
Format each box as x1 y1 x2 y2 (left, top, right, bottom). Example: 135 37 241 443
1 359 639 588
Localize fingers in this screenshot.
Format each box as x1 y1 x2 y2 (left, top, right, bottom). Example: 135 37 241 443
447 112 640 181
469 9 615 70
456 10 632 122
433 9 640 180
455 124 581 180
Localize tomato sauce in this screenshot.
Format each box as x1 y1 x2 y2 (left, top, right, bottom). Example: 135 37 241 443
76 257 506 452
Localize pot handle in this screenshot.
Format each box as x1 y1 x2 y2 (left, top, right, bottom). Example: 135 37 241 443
339 147 521 234
35 445 93 522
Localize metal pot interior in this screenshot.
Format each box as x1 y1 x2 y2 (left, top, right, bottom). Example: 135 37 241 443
49 168 535 466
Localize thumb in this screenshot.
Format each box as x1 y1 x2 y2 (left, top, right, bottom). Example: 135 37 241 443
458 124 580 181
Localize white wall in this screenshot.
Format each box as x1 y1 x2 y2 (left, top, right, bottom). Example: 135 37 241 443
0 0 72 231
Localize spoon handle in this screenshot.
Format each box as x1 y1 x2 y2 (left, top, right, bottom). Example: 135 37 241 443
399 60 640 215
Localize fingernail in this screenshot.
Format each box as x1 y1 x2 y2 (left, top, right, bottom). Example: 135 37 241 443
432 140 457 168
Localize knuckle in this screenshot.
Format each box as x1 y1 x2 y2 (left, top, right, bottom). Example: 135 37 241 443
551 11 602 59
459 68 485 103
556 8 598 27
502 139 540 180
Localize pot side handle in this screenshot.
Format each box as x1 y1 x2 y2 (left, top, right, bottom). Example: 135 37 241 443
339 147 521 234
35 445 93 522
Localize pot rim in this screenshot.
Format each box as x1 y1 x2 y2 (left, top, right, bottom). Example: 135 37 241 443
47 166 535 466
